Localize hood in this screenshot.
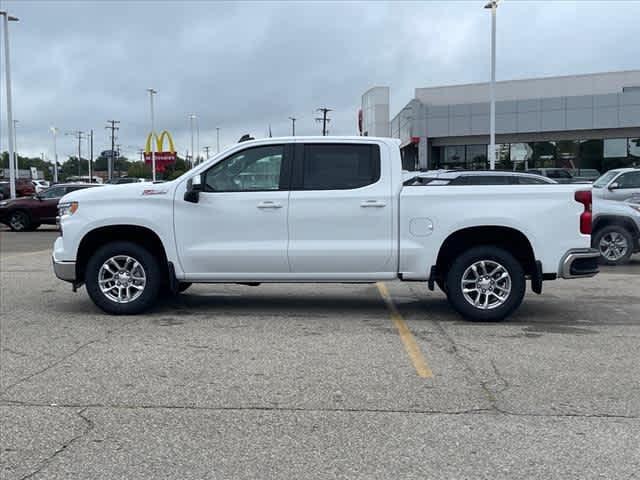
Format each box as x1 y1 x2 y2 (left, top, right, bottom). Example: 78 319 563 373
59 181 174 203
0 196 37 207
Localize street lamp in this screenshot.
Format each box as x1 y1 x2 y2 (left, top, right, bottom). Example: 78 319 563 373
147 88 157 181
1 10 19 198
50 127 59 183
484 0 500 170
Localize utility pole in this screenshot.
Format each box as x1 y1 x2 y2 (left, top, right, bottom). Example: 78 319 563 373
288 116 296 136
147 88 157 181
203 146 211 161
138 149 144 162
116 144 122 177
105 120 120 180
189 114 196 169
315 107 332 136
66 131 84 177
216 127 220 153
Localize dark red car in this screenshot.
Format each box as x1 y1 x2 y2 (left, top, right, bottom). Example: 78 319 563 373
0 183 100 231
0 178 36 199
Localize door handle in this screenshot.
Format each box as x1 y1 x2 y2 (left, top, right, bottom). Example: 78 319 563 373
257 201 283 209
360 200 386 208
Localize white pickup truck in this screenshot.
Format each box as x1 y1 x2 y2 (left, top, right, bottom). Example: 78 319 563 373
53 137 599 321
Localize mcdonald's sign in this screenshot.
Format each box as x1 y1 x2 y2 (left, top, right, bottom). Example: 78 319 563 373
144 130 177 172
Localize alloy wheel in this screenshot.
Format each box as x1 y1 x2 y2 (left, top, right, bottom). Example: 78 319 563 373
98 255 147 304
599 231 629 262
461 260 512 310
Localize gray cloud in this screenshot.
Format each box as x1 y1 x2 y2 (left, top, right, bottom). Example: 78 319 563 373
1 0 639 161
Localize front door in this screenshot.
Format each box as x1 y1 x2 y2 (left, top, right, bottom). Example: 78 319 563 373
174 144 291 279
609 171 640 202
287 142 395 278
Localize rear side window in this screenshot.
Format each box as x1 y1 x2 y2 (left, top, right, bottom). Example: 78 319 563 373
517 176 551 184
302 144 380 190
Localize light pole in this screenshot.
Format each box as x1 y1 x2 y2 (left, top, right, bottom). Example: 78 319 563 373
189 114 196 168
484 0 500 170
288 117 296 136
13 120 18 177
216 127 220 153
50 127 59 183
1 10 18 198
65 131 84 177
147 88 157 181
203 146 211 161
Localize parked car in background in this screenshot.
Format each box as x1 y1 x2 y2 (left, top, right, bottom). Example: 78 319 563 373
568 169 601 183
32 179 51 193
592 199 640 265
592 168 640 203
0 183 100 232
105 177 145 185
526 168 575 183
0 178 37 198
66 176 103 184
405 170 557 186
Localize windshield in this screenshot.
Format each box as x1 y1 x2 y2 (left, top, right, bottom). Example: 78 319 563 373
593 171 619 188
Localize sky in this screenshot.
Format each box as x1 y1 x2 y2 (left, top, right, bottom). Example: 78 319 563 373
0 0 639 163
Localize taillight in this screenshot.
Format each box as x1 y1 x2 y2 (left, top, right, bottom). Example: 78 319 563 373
574 190 592 235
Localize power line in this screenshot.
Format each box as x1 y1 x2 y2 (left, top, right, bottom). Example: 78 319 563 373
315 108 332 136
105 120 120 180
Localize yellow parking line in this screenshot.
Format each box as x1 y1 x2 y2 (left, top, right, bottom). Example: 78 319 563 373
0 249 50 260
376 282 433 379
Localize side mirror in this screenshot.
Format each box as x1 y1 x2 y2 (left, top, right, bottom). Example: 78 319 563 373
184 174 204 203
609 182 621 191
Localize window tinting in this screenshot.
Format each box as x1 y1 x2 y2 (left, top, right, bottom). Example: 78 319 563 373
204 145 283 192
302 144 380 190
40 187 64 199
518 176 551 184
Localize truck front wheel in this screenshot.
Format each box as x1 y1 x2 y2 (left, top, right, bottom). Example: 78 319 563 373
445 246 525 322
85 241 161 315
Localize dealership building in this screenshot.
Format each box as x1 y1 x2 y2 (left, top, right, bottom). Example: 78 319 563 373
360 70 640 173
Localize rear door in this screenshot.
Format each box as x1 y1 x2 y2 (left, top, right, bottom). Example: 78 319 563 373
287 142 394 277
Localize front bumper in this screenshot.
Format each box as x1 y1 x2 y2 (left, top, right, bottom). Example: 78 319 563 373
52 257 76 282
559 248 600 279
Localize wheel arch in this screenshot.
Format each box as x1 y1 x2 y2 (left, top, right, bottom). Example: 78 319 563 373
593 215 639 238
76 225 170 282
435 225 536 279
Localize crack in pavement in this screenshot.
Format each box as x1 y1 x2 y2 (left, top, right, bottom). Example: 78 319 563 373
16 407 94 480
1 401 637 420
0 319 138 394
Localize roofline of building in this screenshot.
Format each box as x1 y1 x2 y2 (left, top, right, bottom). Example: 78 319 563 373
414 69 640 94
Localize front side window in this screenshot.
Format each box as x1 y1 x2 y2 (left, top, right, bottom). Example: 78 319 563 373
302 144 380 190
204 145 283 192
617 171 640 189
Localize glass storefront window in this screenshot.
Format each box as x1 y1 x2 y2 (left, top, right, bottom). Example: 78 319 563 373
467 145 487 170
604 138 627 158
443 145 466 169
579 139 604 172
629 138 640 159
510 143 533 171
533 141 557 168
556 140 579 169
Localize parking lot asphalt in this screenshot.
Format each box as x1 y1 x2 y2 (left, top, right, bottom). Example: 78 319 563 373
1 228 639 479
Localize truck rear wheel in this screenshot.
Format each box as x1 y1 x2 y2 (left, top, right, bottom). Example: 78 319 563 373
445 246 525 322
85 241 161 315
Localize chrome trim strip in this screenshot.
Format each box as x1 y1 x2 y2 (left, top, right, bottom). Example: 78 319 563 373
53 258 76 282
559 248 600 279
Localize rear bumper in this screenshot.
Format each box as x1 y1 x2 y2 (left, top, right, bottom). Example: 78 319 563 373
559 248 600 279
52 257 76 282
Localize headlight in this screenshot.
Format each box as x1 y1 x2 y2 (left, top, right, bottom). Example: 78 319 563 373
58 201 79 217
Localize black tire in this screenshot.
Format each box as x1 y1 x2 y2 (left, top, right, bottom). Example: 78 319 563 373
435 278 448 296
27 222 41 232
178 282 192 293
592 226 634 266
8 210 31 232
446 246 526 322
85 241 161 315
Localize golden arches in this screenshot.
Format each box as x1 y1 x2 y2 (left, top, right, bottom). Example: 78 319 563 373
144 130 176 154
